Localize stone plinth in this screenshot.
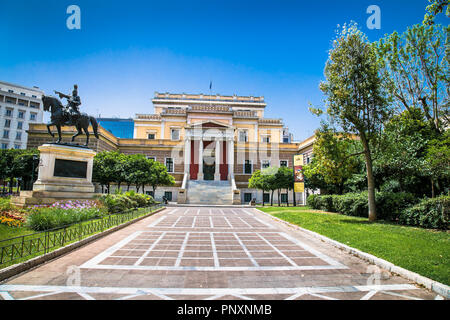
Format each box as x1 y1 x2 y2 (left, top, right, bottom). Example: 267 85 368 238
11 144 97 207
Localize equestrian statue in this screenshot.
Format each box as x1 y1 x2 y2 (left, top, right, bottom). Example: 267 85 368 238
42 84 99 147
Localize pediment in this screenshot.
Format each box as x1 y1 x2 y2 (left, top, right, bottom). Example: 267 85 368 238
187 120 233 129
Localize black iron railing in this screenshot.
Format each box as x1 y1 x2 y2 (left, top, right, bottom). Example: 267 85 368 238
0 203 163 268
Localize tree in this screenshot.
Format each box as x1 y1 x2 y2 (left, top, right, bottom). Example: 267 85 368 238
13 149 40 191
425 130 450 196
274 166 294 206
93 151 124 193
261 167 278 206
423 0 449 25
146 159 175 196
374 108 439 197
304 126 363 195
248 170 269 206
314 23 391 221
377 24 449 133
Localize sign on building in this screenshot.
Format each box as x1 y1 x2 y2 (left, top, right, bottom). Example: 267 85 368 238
293 154 304 193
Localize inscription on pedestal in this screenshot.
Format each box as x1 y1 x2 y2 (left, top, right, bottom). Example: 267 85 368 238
53 159 88 178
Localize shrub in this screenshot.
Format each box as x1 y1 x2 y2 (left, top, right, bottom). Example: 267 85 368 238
26 206 106 231
97 192 155 214
399 196 449 230
308 191 418 220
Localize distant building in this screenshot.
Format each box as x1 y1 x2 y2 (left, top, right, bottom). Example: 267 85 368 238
282 126 293 143
97 117 134 139
0 81 44 149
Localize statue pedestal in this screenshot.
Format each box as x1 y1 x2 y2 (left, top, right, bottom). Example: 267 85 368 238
11 144 97 207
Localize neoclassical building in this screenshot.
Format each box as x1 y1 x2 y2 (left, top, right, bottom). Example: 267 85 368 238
27 92 303 205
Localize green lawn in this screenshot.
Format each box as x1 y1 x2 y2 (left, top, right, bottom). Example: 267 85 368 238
258 206 450 285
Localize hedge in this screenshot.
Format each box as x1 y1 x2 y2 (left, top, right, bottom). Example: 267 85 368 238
307 192 418 221
307 192 449 230
399 196 449 230
97 190 155 213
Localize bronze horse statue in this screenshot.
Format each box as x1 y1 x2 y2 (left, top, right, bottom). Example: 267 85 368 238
42 95 99 146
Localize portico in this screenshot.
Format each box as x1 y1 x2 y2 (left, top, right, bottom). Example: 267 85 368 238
184 121 234 182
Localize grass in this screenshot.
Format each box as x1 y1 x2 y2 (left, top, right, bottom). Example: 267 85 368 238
258 206 450 285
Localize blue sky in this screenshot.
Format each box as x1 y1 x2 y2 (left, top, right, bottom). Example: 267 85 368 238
1 0 444 141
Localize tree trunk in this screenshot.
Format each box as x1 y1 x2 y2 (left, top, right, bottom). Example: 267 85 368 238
277 189 281 206
431 178 435 198
271 190 274 206
286 189 289 207
293 189 296 207
136 184 140 193
360 133 377 221
127 184 130 191
262 190 265 206
142 183 145 194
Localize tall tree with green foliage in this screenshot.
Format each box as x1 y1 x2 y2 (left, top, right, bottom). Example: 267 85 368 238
303 126 363 195
313 23 391 221
423 0 449 25
248 170 270 206
274 166 294 206
377 23 449 133
146 159 175 196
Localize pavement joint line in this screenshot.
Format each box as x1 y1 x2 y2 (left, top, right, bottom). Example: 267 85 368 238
210 233 219 267
253 208 450 298
255 233 298 267
134 232 167 266
175 232 190 267
232 233 259 267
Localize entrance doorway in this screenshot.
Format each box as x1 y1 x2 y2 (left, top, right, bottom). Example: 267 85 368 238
203 161 215 180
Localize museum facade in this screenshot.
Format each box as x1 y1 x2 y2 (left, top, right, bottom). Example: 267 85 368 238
27 92 303 205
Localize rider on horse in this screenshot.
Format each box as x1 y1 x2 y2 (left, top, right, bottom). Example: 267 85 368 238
55 84 81 125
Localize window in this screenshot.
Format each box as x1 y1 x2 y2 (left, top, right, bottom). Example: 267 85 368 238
30 113 36 121
283 137 289 143
15 132 22 140
261 160 270 169
306 156 310 164
263 193 270 203
244 160 252 174
17 122 23 130
165 158 174 172
147 133 155 140
171 129 180 141
5 109 12 117
6 99 14 104
1 143 8 149
281 193 288 203
14 144 21 149
244 193 252 203
8 89 13 93
238 130 248 142
3 130 9 139
4 119 11 128
18 111 24 119
20 92 26 96
164 191 172 201
262 135 271 143
147 156 155 161
146 191 154 198
32 95 37 98
280 160 288 167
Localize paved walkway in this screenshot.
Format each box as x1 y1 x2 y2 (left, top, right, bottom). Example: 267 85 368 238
0 207 441 300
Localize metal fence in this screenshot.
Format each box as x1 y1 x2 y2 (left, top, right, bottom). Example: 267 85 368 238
0 203 163 268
